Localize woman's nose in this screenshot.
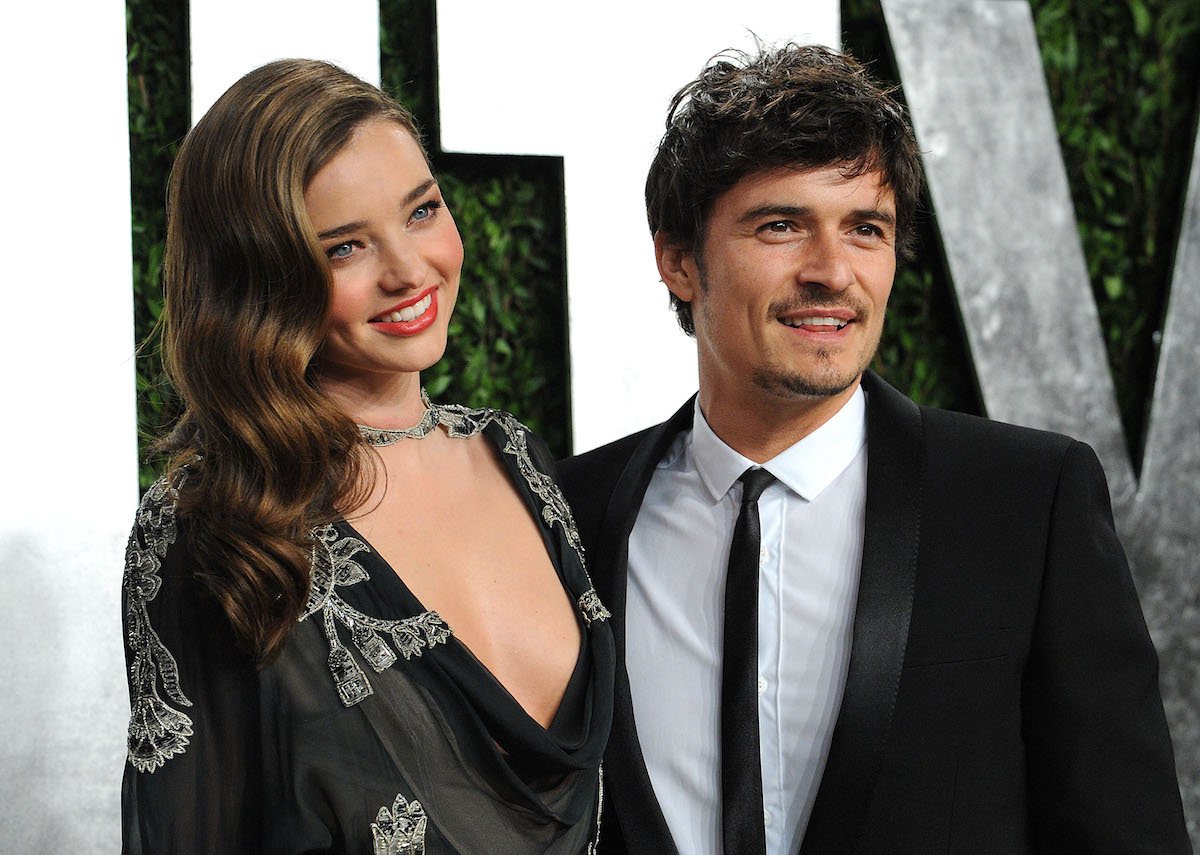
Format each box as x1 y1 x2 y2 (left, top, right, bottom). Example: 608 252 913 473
377 237 427 292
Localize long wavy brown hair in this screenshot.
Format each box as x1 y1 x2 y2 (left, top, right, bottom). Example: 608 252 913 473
160 59 424 665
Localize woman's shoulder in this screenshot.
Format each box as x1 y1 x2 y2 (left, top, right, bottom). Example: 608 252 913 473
125 469 191 584
122 468 257 770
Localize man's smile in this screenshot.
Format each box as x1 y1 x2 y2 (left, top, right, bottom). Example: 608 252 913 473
778 314 852 332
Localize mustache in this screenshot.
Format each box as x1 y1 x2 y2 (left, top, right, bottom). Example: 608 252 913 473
767 286 869 318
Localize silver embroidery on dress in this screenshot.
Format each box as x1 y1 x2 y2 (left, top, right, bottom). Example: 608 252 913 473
496 416 584 557
310 403 610 706
411 404 586 557
577 588 612 627
124 472 195 773
304 525 451 707
587 764 605 855
427 404 609 626
484 413 610 625
371 792 428 855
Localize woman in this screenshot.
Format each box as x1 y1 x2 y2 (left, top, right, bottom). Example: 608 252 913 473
121 59 612 854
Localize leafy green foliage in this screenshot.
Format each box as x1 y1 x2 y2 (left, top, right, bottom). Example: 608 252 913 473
1030 0 1199 453
843 0 982 415
127 0 188 488
420 162 568 446
126 0 570 481
380 0 570 454
128 1 1197 474
843 0 1200 454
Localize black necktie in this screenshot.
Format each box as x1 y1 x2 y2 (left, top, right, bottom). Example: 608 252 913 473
721 467 775 855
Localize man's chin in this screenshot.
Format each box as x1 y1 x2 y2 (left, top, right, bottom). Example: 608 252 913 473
752 368 863 399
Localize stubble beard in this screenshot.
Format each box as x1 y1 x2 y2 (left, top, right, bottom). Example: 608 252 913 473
692 258 885 402
751 357 863 399
752 291 882 400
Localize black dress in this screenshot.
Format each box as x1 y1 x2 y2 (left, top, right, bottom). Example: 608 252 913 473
121 406 614 854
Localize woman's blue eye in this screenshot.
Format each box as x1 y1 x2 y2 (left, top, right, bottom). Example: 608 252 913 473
412 200 443 222
327 243 354 259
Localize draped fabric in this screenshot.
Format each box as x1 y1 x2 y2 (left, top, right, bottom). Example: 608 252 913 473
121 410 614 854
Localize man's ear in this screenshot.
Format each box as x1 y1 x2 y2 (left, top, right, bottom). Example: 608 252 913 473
654 232 698 304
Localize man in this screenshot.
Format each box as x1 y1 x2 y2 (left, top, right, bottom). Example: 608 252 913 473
558 45 1188 854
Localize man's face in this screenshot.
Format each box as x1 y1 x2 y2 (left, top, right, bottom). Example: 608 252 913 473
660 165 896 411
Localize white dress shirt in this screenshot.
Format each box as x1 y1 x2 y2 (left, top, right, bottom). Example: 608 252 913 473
626 388 867 855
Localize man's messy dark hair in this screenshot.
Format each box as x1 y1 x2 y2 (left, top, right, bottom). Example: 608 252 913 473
646 43 923 334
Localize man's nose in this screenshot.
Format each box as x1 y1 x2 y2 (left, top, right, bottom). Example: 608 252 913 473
796 231 854 292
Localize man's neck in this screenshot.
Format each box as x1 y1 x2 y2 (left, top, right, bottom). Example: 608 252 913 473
697 377 863 463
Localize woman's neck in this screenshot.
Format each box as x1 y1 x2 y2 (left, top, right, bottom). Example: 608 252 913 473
317 370 427 429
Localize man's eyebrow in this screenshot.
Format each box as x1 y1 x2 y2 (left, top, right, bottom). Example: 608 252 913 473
315 178 439 241
738 205 812 223
850 208 896 227
736 205 896 228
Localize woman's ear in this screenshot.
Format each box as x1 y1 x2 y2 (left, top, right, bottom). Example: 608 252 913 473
654 231 698 304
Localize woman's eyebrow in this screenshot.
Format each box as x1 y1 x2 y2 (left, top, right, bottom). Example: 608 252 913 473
402 178 438 207
316 179 439 241
317 221 367 241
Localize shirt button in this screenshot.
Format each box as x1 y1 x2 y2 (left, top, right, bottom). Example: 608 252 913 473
764 808 773 826
758 676 767 695
759 547 769 563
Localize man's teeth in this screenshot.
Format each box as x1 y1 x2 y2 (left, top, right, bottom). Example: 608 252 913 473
780 316 848 329
377 294 432 323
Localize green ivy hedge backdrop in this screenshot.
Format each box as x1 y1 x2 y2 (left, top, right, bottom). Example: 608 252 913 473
128 0 1199 488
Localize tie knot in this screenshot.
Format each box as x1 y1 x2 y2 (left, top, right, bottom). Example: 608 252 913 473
738 467 775 505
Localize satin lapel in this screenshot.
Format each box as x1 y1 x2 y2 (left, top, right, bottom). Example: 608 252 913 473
799 372 924 854
596 397 694 855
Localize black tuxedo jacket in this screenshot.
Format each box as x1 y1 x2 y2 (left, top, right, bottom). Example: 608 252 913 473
558 372 1188 854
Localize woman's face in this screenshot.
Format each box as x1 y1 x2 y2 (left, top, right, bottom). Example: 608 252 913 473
305 119 463 394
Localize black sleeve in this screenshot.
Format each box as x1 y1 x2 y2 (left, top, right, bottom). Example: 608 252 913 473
1022 441 1190 853
121 478 263 854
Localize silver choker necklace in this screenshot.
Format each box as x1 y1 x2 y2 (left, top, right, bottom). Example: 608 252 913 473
357 389 445 446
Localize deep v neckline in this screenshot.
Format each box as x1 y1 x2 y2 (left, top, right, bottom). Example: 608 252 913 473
336 417 589 734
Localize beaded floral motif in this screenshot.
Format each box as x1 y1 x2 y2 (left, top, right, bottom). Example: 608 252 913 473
483 408 608 626
317 405 608 703
495 415 585 557
304 525 451 707
370 792 428 855
123 472 194 773
577 588 612 627
437 405 604 614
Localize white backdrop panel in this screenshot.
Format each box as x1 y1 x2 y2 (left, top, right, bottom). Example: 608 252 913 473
0 0 137 850
437 2 841 451
190 0 381 121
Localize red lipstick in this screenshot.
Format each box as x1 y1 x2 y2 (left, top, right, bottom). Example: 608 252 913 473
370 288 438 336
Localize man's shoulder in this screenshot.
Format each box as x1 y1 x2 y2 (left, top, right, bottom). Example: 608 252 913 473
915 402 1079 463
865 372 1079 465
558 424 660 496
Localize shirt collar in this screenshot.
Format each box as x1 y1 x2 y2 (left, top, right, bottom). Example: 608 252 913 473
690 385 867 503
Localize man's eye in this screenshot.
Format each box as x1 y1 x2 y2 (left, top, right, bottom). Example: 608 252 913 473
855 224 883 238
327 242 354 260
762 221 791 233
